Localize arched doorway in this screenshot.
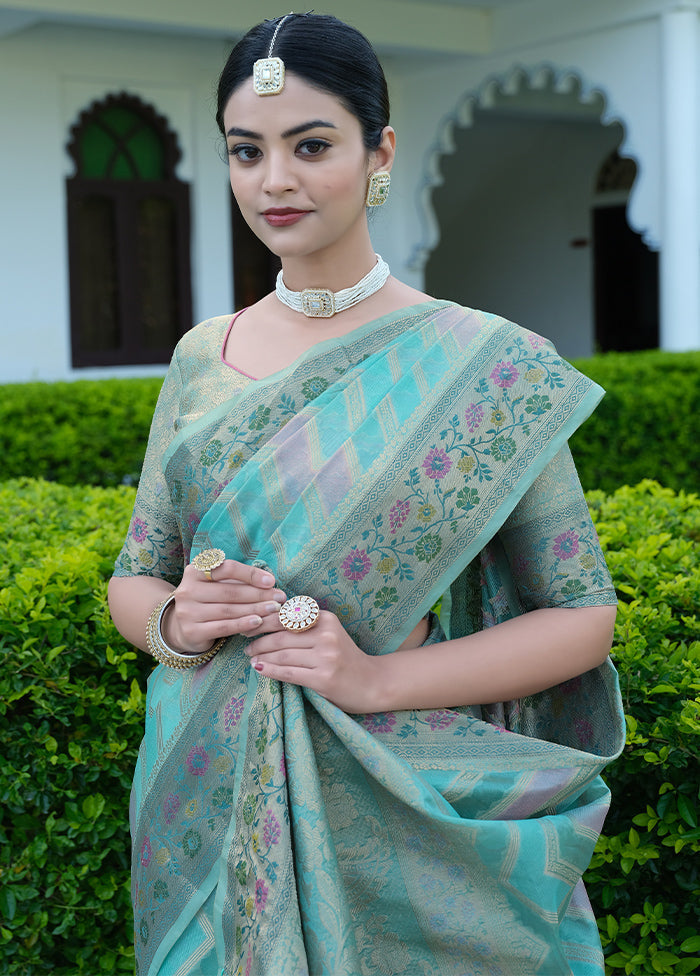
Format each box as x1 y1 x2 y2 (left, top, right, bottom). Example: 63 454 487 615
66 92 192 367
425 74 647 358
593 151 659 351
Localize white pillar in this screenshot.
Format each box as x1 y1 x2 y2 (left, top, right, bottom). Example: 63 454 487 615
660 8 700 350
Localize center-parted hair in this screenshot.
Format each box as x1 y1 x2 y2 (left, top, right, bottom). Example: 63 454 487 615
216 13 390 150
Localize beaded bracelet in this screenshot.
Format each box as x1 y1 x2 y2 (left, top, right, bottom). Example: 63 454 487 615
145 594 227 670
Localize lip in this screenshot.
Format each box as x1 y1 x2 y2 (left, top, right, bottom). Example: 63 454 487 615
262 208 311 227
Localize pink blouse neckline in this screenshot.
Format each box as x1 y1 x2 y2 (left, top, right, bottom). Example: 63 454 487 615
220 308 258 380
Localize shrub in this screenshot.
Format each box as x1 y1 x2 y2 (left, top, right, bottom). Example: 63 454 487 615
585 481 700 974
0 378 162 486
0 478 145 974
570 350 700 495
0 478 697 973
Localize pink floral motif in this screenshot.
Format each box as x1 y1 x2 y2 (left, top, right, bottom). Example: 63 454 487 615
187 513 201 536
224 695 245 731
552 530 580 560
131 517 147 543
280 754 286 778
422 447 453 480
389 499 410 533
163 792 180 824
490 361 520 388
263 809 281 846
465 403 484 432
342 548 372 581
213 479 231 499
140 837 152 867
185 744 210 776
363 712 397 734
528 332 547 349
426 710 456 731
255 879 268 912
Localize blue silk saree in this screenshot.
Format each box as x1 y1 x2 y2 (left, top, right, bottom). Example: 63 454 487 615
116 301 624 976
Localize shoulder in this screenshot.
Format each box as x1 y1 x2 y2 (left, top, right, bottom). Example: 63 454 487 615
173 313 235 362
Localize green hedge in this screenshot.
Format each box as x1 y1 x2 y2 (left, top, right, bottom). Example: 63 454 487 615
0 350 698 493
569 350 700 494
0 478 698 973
0 378 162 486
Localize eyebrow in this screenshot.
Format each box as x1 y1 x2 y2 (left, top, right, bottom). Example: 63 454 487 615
226 119 338 140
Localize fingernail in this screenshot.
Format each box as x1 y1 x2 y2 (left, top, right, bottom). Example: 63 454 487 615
252 660 264 673
249 615 263 627
261 574 275 586
265 602 282 613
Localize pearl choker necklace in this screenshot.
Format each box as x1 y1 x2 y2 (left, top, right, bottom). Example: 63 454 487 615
275 254 390 318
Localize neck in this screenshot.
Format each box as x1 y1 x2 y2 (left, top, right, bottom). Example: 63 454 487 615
280 231 378 293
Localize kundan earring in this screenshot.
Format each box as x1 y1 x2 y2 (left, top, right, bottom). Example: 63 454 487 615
366 171 391 207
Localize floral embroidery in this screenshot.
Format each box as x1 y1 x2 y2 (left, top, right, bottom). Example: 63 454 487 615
140 838 152 867
525 393 552 415
248 405 271 430
422 447 452 480
199 439 224 466
363 712 397 733
131 517 148 543
490 407 506 427
374 586 399 610
456 487 480 512
415 533 442 563
212 787 233 808
301 376 329 400
465 403 484 432
490 436 517 463
490 361 519 388
263 810 281 846
224 696 246 731
153 880 169 902
457 456 475 474
389 499 410 533
163 793 180 824
342 548 372 581
426 710 457 731
182 829 202 858
553 530 580 560
417 503 436 523
228 450 245 470
186 745 210 776
377 556 397 574
255 879 269 912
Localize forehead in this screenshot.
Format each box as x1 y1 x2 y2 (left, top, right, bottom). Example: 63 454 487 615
222 72 360 135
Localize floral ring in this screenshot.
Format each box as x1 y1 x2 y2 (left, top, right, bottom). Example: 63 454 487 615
278 595 320 632
191 548 226 580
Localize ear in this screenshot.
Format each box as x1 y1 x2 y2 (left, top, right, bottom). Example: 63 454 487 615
369 126 396 174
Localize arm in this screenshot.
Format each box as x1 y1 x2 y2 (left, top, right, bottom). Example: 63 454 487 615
244 603 615 714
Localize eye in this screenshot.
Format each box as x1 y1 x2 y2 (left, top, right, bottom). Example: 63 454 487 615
228 144 261 162
297 139 330 157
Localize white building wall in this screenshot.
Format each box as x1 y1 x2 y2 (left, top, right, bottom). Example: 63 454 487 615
0 23 232 382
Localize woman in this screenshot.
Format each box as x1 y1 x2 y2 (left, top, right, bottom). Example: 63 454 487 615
109 13 624 976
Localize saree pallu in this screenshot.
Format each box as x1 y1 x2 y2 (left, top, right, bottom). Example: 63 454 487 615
128 303 624 976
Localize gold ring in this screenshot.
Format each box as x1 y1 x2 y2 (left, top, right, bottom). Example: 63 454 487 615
192 548 226 580
278 595 320 632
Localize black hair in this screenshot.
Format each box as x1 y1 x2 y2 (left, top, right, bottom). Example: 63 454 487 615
216 13 390 150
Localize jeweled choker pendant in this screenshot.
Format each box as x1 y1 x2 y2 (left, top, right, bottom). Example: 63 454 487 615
275 254 391 318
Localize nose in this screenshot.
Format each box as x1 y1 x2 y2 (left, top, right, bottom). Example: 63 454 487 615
262 151 298 196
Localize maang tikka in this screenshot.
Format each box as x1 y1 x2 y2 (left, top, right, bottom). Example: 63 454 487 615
253 13 294 95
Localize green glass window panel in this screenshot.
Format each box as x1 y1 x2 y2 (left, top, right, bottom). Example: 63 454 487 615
79 105 165 180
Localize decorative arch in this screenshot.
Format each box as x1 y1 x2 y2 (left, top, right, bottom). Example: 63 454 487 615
66 92 192 367
409 64 639 273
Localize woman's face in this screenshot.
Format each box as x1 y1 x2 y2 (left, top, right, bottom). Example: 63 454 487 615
222 73 380 263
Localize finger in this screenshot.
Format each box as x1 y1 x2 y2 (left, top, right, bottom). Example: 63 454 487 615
188 579 287 607
189 558 278 590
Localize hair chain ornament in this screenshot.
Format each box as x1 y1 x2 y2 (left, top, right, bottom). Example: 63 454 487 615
276 254 390 317
253 12 294 95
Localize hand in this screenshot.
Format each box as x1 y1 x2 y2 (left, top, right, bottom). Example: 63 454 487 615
163 558 287 654
245 610 381 713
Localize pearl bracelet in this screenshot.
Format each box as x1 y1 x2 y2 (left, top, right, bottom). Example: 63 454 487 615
145 594 226 670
